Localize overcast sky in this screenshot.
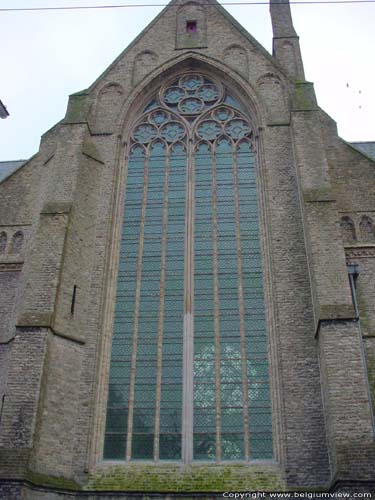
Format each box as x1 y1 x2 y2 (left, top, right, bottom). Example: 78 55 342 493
0 0 374 161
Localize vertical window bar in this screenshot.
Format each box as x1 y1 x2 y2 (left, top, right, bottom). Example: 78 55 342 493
154 149 170 461
233 145 251 461
71 285 77 315
182 139 194 463
125 153 150 461
211 145 222 461
347 263 359 316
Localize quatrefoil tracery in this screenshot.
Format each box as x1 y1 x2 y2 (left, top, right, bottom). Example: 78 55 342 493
131 73 254 149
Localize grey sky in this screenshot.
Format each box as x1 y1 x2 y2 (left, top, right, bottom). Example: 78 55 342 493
1 0 374 161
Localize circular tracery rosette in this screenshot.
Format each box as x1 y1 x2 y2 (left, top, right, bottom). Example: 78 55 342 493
194 106 253 144
196 120 222 141
225 119 251 140
160 122 185 143
132 108 187 145
160 73 223 117
132 123 158 144
131 73 254 148
149 110 169 126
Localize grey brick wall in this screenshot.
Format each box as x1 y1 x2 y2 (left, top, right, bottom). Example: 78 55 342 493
0 0 374 497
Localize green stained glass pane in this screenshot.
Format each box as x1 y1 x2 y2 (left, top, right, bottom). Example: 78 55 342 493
220 357 242 379
194 341 215 359
160 122 185 143
194 361 215 382
159 434 182 460
179 97 203 114
133 409 155 432
249 435 273 459
216 138 232 154
133 124 158 144
143 99 158 112
193 433 216 460
197 84 219 103
197 120 222 141
107 385 129 407
194 408 216 432
225 119 251 140
150 110 168 125
194 384 216 406
171 143 186 156
130 145 146 158
105 408 128 433
221 408 243 432
132 434 154 459
222 434 245 460
159 410 182 431
221 384 243 408
224 93 244 110
181 74 203 90
103 434 126 460
248 383 270 403
215 107 233 122
160 389 182 406
163 86 185 104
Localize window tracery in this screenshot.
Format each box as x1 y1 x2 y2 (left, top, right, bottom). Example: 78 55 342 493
340 216 356 244
359 215 375 242
0 232 7 255
104 72 273 463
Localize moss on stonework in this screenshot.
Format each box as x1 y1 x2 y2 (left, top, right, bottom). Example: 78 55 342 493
87 464 285 492
25 470 82 490
64 93 89 124
303 187 335 203
292 83 317 111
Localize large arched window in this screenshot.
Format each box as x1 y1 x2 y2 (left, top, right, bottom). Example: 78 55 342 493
104 73 273 463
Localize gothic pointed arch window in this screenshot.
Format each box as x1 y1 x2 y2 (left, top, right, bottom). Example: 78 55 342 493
104 73 273 463
0 231 7 254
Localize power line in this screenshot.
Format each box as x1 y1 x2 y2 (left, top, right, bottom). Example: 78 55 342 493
1 0 375 12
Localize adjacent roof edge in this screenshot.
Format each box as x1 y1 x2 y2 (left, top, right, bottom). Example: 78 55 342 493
0 99 9 119
347 142 375 162
0 160 29 184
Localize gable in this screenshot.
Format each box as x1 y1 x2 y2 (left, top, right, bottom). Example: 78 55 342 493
85 0 289 108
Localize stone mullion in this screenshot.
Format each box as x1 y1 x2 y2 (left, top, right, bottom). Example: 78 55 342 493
154 149 170 462
182 139 194 463
211 146 222 462
125 153 150 461
232 144 251 461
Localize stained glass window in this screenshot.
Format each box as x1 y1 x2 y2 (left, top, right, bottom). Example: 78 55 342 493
104 73 273 462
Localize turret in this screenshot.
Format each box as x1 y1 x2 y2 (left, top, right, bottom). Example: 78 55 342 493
270 0 305 80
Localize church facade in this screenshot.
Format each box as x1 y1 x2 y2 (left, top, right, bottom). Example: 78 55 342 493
0 0 374 497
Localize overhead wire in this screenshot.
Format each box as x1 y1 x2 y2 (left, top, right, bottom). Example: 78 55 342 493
1 0 375 12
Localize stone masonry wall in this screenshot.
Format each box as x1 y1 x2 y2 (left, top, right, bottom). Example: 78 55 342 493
0 0 374 496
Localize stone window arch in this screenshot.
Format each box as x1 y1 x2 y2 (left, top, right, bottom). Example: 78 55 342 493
104 72 273 463
0 231 7 254
9 230 24 255
340 216 356 244
359 215 375 242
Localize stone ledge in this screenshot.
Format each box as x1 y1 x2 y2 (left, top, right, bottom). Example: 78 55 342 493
87 463 285 493
16 312 53 328
318 304 357 322
41 202 72 215
303 188 335 203
0 262 23 272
